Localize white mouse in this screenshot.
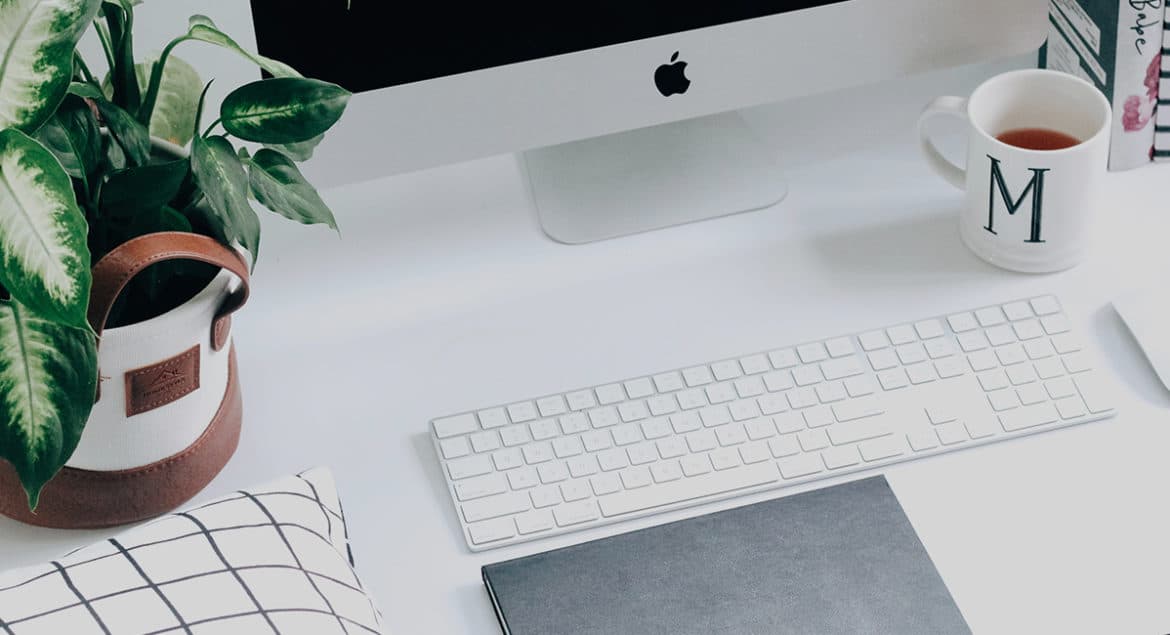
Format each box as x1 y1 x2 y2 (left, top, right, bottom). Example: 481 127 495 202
1114 292 1170 392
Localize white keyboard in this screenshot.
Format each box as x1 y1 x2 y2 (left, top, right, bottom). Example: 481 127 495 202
430 295 1118 551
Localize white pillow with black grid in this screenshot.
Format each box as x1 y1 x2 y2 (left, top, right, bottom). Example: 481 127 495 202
0 468 383 634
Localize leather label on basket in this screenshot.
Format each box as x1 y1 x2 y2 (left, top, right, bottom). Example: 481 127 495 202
125 345 200 416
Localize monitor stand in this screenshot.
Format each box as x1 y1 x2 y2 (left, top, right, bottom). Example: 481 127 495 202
522 112 787 244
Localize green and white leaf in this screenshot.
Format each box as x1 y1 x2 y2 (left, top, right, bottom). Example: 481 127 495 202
0 299 98 509
220 78 351 144
186 16 301 78
0 0 103 131
93 98 151 167
134 54 202 146
267 133 323 162
191 135 260 265
247 149 337 229
33 94 102 190
0 129 92 328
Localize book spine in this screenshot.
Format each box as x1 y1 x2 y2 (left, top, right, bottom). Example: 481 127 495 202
1155 12 1170 161
1041 0 1163 170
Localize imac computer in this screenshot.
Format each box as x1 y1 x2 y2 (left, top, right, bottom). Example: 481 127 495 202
250 1 1049 243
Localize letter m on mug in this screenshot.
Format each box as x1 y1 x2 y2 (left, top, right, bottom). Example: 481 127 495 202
985 155 1049 243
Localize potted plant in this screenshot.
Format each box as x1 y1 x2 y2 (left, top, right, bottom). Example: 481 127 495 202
0 0 348 527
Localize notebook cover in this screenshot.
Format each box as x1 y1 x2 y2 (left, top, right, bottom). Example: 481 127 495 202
481 476 969 635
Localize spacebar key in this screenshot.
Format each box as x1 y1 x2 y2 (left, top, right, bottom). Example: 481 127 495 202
597 463 779 517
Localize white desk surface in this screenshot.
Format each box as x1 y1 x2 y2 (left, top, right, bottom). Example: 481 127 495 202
3 57 1169 634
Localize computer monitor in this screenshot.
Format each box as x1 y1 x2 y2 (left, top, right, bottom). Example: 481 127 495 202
250 1 1049 243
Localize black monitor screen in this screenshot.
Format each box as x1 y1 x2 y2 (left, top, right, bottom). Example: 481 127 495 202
250 2 848 92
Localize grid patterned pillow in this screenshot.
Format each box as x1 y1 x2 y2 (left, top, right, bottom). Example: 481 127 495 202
0 468 383 634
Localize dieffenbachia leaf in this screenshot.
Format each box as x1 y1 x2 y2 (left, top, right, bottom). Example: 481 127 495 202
93 98 151 167
247 149 337 229
100 0 140 111
134 54 202 146
0 299 98 509
0 0 103 131
100 158 189 219
266 133 323 162
33 94 102 192
186 15 301 78
0 129 92 328
220 78 351 144
66 82 105 99
191 135 260 265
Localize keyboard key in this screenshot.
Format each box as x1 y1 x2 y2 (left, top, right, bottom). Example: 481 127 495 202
683 366 715 387
434 413 479 438
515 510 555 535
554 501 600 527
778 454 824 479
947 312 979 333
935 357 967 379
478 408 510 429
565 390 597 411
833 397 884 422
651 460 684 483
589 406 621 428
763 371 795 392
448 455 493 480
976 306 1006 326
877 369 909 391
468 518 516 545
493 448 524 471
734 376 766 398
1030 296 1062 315
858 436 907 462
676 388 707 410
915 319 945 339
647 394 679 416
685 430 718 453
1017 383 1047 406
716 424 748 447
652 372 685 393
821 356 865 380
508 401 539 423
965 416 999 440
618 401 650 422
936 422 968 445
986 325 1016 346
729 399 762 421
768 348 800 369
1000 404 1059 432
612 424 642 446
598 463 779 517
740 354 772 375
463 492 529 522
1063 352 1091 374
987 389 1019 412
925 404 956 425
745 418 778 440
624 377 656 399
537 462 568 484
822 446 861 470
978 370 1010 392
996 344 1027 366
552 436 584 458
924 338 955 359
773 412 805 434
1003 301 1032 321
797 343 828 363
656 437 688 459
537 396 568 418
681 455 713 476
1041 314 1070 335
710 447 743 470
1051 333 1081 354
769 435 801 458
1007 364 1037 385
597 449 629 472
815 381 847 403
792 365 824 387
591 473 622 496
1073 374 1116 414
595 384 626 405
620 466 653 489
826 337 855 358
669 412 702 434
1045 377 1076 400
787 387 819 409
968 350 998 372
706 382 738 404
581 430 613 452
1013 319 1044 340
797 428 830 451
859 330 890 351
522 442 554 464
1024 339 1056 360
896 343 928 365
700 405 732 428
712 360 744 381
1034 358 1065 380
906 363 936 385
827 417 896 445
641 418 673 440
957 331 990 352
740 442 772 464
1055 396 1087 420
844 376 876 397
907 429 940 452
455 474 508 501
440 437 471 459
803 406 835 428
561 480 593 502
567 455 599 478
868 349 900 371
470 431 502 453
530 419 560 440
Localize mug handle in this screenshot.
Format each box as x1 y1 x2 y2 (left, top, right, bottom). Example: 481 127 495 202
917 96 970 189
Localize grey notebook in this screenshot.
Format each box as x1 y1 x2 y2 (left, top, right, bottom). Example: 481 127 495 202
481 477 968 635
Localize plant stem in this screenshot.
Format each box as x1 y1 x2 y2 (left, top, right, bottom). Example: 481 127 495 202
94 20 116 77
73 53 99 87
138 36 192 127
202 118 223 138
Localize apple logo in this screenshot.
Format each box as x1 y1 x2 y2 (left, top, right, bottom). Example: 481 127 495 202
654 51 690 97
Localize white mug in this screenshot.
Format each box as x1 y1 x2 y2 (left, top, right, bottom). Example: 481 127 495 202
918 69 1112 273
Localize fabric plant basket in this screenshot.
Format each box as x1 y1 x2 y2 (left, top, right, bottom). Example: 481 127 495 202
0 231 251 528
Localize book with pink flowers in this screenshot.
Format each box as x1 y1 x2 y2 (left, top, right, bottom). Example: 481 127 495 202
1155 14 1169 162
1040 0 1165 170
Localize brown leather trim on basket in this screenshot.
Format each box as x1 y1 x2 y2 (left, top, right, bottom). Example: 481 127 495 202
0 348 243 529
